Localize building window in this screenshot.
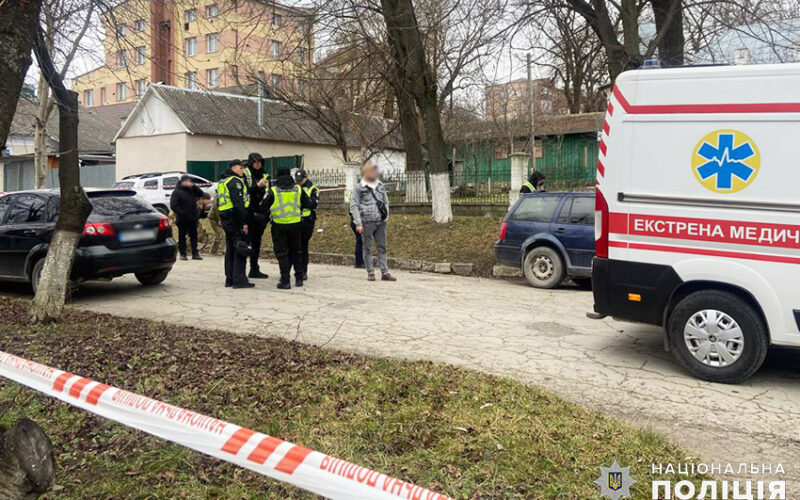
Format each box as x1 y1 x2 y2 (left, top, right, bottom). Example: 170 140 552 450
272 12 282 26
135 18 146 31
100 87 106 105
117 24 127 37
185 8 197 22
734 47 751 65
206 68 219 88
270 73 283 91
136 79 147 96
296 47 306 65
84 89 94 107
206 33 219 53
136 46 146 65
117 82 127 101
297 78 308 98
271 40 282 59
541 100 552 113
117 49 127 67
205 4 219 18
185 72 198 89
185 37 197 56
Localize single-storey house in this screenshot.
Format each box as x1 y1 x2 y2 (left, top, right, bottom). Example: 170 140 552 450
447 112 604 187
114 84 406 181
1 98 116 191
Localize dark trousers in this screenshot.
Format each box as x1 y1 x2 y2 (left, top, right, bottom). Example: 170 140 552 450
271 222 302 283
350 220 364 268
300 218 315 276
176 219 198 256
223 220 247 285
247 214 268 272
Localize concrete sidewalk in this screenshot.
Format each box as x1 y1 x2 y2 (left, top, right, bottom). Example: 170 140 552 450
70 256 800 490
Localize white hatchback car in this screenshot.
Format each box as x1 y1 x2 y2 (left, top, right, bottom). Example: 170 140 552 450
113 172 216 215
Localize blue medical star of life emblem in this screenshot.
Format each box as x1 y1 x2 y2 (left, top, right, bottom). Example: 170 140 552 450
595 460 636 500
695 133 755 190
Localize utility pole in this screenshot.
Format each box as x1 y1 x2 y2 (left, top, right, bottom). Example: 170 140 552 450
526 53 536 175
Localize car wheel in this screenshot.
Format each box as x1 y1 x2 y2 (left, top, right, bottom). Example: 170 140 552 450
668 290 768 384
30 258 45 295
571 277 592 289
522 246 565 289
135 269 170 286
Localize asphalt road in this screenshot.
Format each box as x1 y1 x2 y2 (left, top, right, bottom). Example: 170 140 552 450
41 256 800 491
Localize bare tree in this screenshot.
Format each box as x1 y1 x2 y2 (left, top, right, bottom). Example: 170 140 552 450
29 27 93 324
0 0 45 150
34 0 95 188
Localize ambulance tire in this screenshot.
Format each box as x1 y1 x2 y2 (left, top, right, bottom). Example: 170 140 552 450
523 246 565 289
668 290 768 384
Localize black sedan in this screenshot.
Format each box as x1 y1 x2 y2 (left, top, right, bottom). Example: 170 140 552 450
0 189 177 293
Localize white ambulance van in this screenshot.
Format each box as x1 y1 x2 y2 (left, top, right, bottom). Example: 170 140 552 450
592 63 800 383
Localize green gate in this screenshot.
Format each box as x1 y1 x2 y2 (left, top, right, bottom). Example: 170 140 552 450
186 155 304 181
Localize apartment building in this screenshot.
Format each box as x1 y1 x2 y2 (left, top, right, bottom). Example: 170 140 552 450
484 78 567 121
72 0 313 107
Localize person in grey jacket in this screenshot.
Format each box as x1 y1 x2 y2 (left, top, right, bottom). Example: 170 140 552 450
350 161 396 282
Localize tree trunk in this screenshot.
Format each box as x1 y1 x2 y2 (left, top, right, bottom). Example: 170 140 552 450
380 0 452 222
0 0 44 149
0 419 55 499
29 28 93 324
651 0 684 66
34 77 52 189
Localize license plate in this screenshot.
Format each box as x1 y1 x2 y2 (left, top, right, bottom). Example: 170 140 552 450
119 229 156 243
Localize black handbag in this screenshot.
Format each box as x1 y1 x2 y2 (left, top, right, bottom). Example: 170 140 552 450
367 187 388 221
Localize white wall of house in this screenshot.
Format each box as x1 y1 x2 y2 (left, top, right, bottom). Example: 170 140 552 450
116 133 188 179
121 96 188 137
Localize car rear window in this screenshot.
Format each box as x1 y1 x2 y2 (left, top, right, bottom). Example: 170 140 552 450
511 195 561 223
113 181 135 189
47 195 155 221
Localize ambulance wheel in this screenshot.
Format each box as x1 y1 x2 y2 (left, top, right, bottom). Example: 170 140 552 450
668 290 768 384
523 246 565 289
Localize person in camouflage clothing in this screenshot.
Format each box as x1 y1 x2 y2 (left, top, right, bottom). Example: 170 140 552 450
203 198 225 254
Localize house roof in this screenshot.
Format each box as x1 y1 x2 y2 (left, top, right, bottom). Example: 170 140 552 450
451 112 605 143
118 84 403 150
88 101 137 126
9 98 116 154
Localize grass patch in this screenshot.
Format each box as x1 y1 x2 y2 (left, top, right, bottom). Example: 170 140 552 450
0 299 699 498
308 211 501 273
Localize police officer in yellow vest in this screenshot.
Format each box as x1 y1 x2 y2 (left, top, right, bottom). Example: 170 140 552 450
261 167 313 289
294 169 319 280
217 159 254 289
520 171 546 194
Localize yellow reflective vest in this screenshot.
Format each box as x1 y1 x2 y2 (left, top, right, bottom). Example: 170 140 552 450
301 184 319 218
269 185 302 224
522 181 535 192
217 175 249 212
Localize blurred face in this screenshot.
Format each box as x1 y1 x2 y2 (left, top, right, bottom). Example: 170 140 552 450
232 164 244 176
180 178 193 187
253 160 263 170
361 163 378 182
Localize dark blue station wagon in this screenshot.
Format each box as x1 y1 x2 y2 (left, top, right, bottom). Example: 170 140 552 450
494 192 595 288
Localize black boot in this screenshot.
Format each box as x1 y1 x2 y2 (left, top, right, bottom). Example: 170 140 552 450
295 277 304 287
232 281 255 289
180 254 188 261
192 253 203 260
249 269 269 279
277 281 291 290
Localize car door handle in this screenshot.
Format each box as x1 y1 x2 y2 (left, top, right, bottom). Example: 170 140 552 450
554 227 566 233
23 229 38 236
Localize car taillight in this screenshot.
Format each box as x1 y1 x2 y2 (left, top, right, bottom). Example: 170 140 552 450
158 217 172 231
498 221 508 240
595 189 609 259
82 222 115 236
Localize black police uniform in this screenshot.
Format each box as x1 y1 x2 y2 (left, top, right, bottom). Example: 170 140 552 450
297 176 319 280
218 166 251 288
262 171 313 288
244 155 270 278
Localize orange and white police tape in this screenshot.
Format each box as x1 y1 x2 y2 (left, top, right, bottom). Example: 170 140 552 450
0 350 451 500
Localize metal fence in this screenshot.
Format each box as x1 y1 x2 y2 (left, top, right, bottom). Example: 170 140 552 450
312 168 517 205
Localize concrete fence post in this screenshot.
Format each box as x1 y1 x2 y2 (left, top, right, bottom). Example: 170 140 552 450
509 152 528 207
344 160 360 205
